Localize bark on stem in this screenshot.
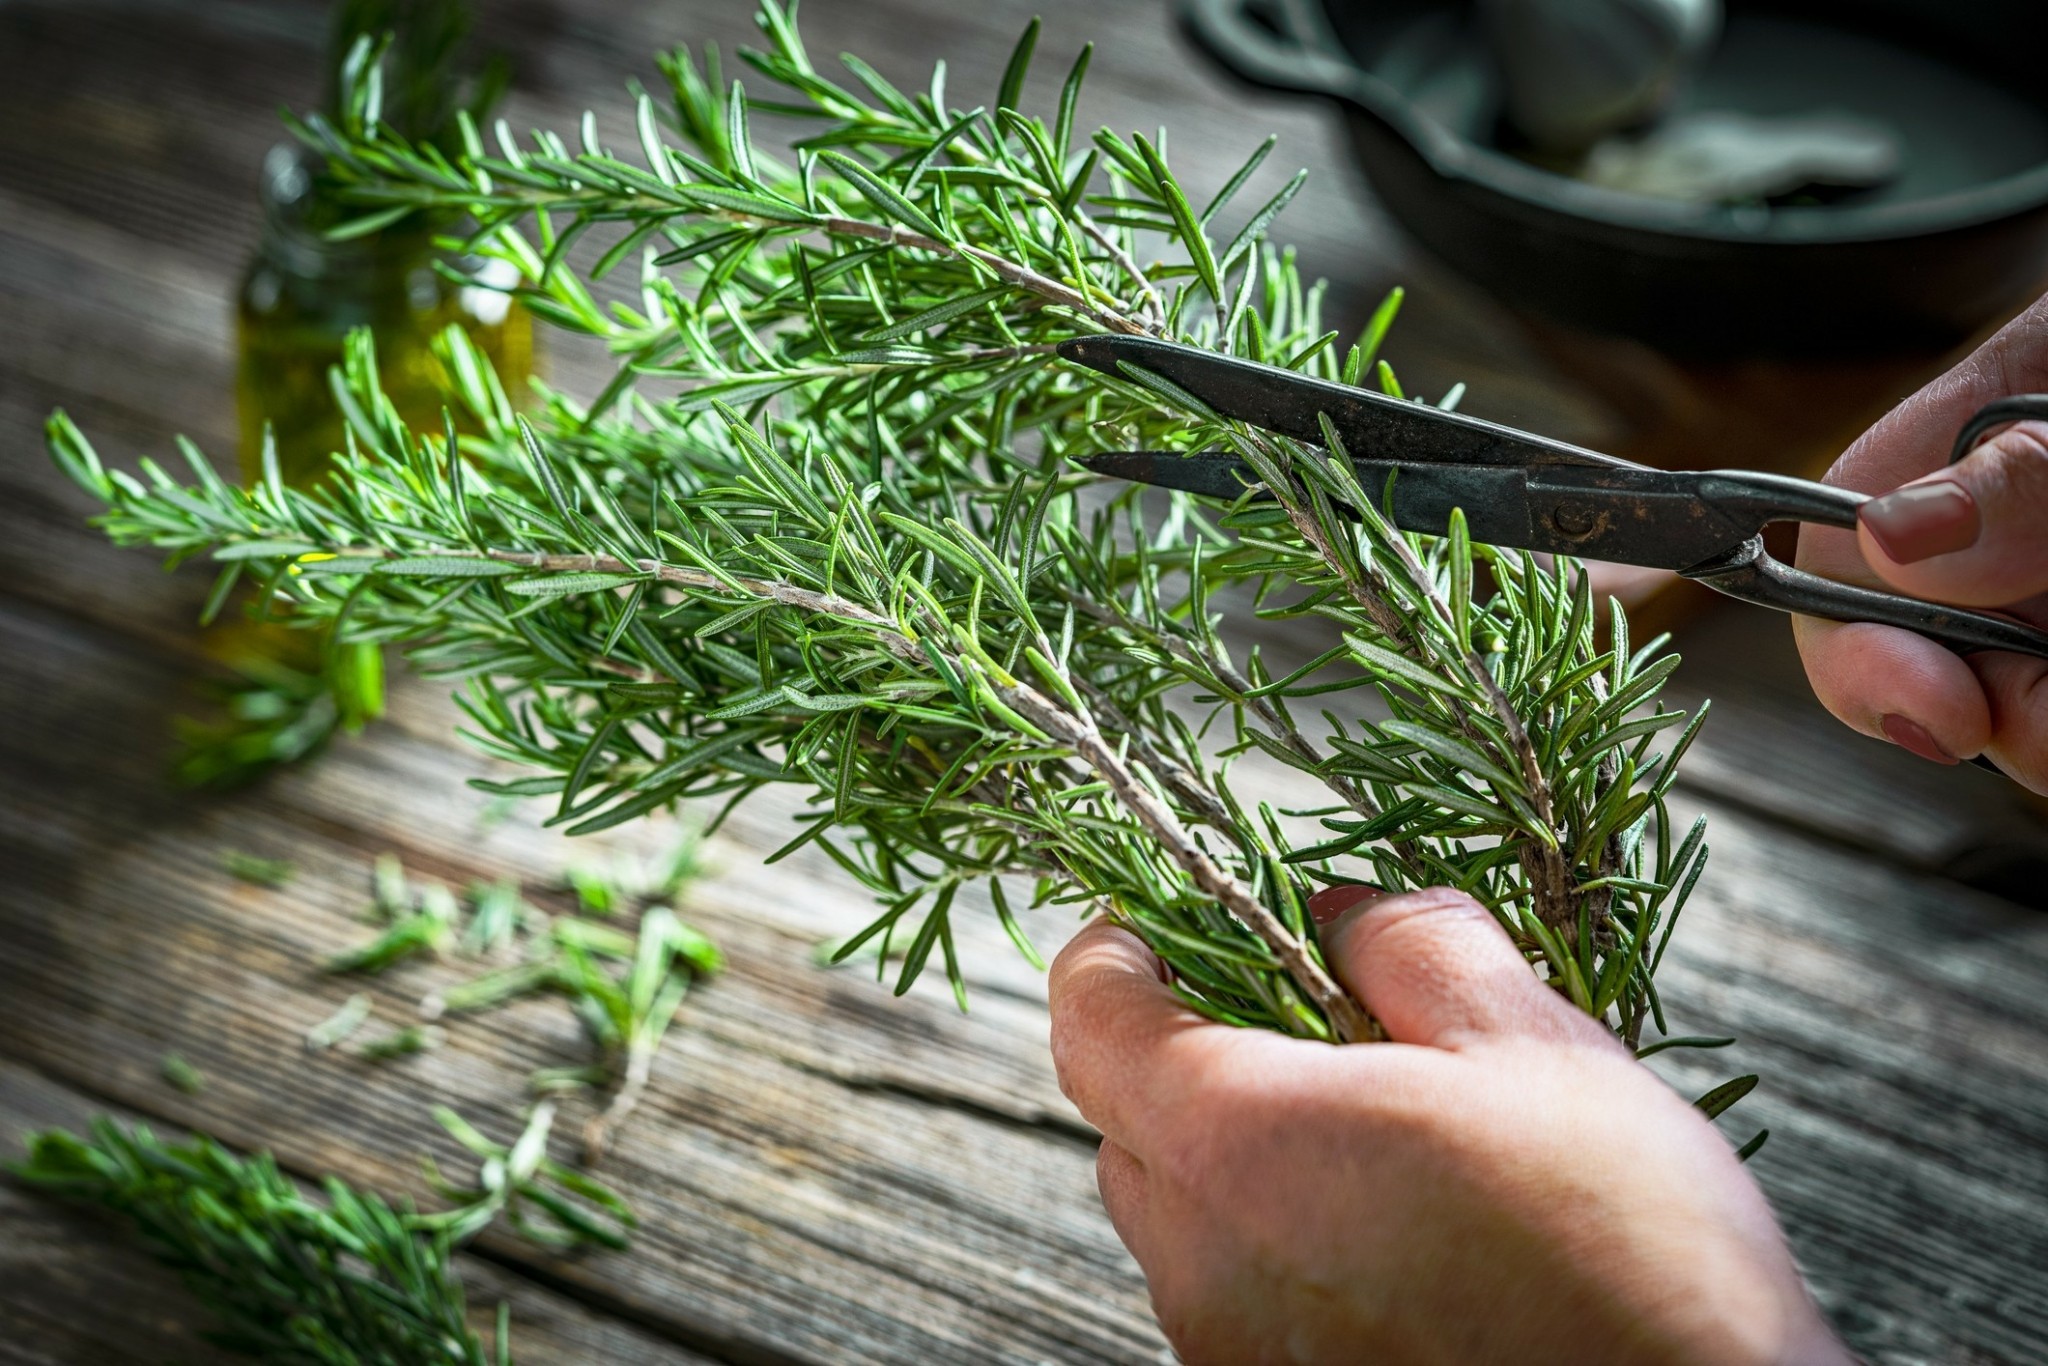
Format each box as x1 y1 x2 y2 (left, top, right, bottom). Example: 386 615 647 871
1372 531 1578 928
583 1035 655 1166
474 548 928 661
333 541 1370 1040
816 216 1148 337
999 680 1372 1044
1058 590 1434 883
1071 675 1234 832
1076 214 1165 332
1263 446 1578 930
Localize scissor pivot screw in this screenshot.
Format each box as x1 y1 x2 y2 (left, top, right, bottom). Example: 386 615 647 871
1550 504 1601 540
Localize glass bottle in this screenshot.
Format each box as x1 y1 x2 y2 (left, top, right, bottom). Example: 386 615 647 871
236 141 532 485
193 142 533 784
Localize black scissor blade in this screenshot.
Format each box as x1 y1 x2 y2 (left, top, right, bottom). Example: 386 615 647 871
1058 335 1629 473
1080 451 1549 556
1076 451 1788 573
1075 451 1256 501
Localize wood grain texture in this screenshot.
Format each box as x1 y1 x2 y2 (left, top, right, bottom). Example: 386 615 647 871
1 2 2045 1364
0 1060 719 1366
1662 603 2048 907
0 596 1157 1366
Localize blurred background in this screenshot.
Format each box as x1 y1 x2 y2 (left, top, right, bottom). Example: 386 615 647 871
2 2 2046 1363
19 0 2048 625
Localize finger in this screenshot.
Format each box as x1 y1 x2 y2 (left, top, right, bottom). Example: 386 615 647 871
1306 882 1383 924
1978 650 2048 792
1792 616 1991 763
1826 296 2048 504
1856 422 2048 605
1047 917 1219 1150
1800 297 2048 595
1094 1139 1153 1263
1320 888 1617 1051
1793 307 2048 766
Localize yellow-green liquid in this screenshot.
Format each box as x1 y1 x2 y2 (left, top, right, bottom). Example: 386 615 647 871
235 242 532 487
222 233 532 678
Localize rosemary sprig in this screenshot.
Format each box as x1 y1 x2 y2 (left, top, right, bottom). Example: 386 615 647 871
171 635 384 792
325 849 721 1162
419 1102 637 1249
13 1120 507 1364
49 0 1720 1058
11 1105 632 1364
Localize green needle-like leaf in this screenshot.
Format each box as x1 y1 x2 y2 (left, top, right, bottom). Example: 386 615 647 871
47 0 1743 1119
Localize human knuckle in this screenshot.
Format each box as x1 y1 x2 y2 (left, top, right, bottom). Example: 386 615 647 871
1982 308 2048 393
1047 996 1101 1085
1353 885 1489 945
1148 1117 1230 1195
1970 424 2048 507
1094 1144 1135 1202
1986 658 2048 734
1047 1017 1093 1097
1044 931 1090 998
1050 1052 1083 1106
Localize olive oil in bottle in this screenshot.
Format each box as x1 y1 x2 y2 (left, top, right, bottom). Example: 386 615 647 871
235 141 531 486
192 140 532 788
173 0 520 789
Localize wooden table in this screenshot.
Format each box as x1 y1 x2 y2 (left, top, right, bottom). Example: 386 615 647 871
3 3 2046 1362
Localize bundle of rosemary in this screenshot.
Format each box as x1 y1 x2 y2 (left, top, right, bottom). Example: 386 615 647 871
49 2 1718 1063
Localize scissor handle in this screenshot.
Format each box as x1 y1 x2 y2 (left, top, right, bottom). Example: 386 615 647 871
1687 540 2048 662
1951 393 2048 464
1691 470 1865 532
1696 393 2048 658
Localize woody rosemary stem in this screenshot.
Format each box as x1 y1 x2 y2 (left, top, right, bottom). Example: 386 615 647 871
51 0 1723 1055
997 681 1371 1043
332 542 1370 1037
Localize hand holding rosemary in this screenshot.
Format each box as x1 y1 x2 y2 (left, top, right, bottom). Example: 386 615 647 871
1048 897 1849 1366
49 7 1731 1079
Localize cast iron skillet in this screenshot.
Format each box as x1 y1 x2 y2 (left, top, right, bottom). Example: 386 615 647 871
1185 0 2048 355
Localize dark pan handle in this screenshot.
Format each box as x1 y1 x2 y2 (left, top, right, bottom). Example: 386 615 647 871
1180 0 1466 172
1181 0 1362 102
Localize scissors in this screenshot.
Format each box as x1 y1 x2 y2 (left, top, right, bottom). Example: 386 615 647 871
1059 334 2048 664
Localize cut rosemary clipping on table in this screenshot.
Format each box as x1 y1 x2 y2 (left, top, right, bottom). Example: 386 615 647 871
12 1106 628 1363
48 1 1737 1105
320 849 721 1163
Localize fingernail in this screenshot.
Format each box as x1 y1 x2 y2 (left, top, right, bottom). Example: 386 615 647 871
1308 884 1384 924
1880 714 1959 766
1860 481 1980 564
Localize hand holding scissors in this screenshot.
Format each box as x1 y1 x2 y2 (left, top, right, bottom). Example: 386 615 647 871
1060 332 2048 788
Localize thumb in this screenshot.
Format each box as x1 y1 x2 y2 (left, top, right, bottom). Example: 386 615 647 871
1856 419 2048 606
1318 887 1616 1051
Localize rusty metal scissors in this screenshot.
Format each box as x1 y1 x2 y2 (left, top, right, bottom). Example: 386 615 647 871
1059 334 2048 663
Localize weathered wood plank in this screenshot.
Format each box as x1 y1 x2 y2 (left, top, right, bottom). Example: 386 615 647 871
0 1060 720 1366
3 1 2047 1364
0 1176 242 1366
0 597 1163 1366
4 589 2047 1363
1664 600 2048 906
1643 794 2048 1366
